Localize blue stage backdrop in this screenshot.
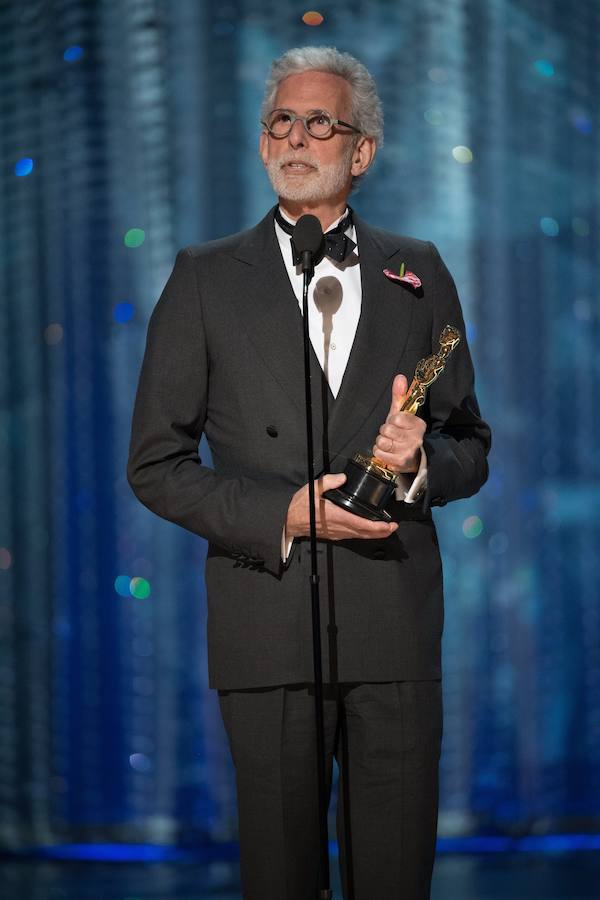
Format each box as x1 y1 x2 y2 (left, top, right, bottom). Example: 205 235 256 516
1 0 599 850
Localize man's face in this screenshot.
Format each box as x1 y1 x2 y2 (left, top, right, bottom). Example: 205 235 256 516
259 70 364 205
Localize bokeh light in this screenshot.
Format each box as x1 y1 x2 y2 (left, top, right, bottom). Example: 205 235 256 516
534 59 555 77
452 146 473 164
452 144 473 165
0 548 12 570
63 46 84 62
540 216 559 236
462 515 483 538
424 108 445 126
124 228 145 248
114 575 131 597
129 752 153 773
15 158 34 176
130 576 151 599
302 11 324 25
569 109 592 135
114 302 134 323
44 323 64 345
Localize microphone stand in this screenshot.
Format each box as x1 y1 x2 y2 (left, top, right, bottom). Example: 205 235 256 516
300 246 333 900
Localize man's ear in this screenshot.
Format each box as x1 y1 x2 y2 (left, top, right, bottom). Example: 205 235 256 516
259 131 269 167
351 135 377 178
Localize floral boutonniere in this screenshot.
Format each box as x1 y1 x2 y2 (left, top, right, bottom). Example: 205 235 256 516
383 261 422 290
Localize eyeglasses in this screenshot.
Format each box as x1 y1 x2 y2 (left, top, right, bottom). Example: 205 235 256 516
261 108 362 139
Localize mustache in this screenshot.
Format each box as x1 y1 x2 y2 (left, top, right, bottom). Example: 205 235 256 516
275 152 321 170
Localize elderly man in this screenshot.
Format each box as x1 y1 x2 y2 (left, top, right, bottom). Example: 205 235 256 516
127 46 491 900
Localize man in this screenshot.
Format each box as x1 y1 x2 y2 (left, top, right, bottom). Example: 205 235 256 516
127 46 491 900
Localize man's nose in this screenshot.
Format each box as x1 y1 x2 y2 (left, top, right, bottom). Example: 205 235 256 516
287 118 308 148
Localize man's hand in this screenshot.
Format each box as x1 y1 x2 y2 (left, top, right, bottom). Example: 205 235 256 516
371 374 426 474
285 473 399 541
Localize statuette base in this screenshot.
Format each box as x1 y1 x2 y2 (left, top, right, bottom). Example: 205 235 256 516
323 457 395 522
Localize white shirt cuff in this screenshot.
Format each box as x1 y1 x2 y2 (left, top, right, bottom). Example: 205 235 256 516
281 526 294 563
394 446 428 504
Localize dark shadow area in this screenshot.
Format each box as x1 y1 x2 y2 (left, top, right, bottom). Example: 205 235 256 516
336 701 356 900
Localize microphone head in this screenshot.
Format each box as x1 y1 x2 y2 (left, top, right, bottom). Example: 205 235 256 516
292 214 324 259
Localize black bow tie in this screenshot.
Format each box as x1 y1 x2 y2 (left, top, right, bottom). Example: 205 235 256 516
274 207 357 265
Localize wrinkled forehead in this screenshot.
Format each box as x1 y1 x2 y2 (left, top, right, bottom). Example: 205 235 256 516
272 71 352 118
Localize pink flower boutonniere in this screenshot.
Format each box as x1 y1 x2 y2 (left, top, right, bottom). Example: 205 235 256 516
383 261 422 290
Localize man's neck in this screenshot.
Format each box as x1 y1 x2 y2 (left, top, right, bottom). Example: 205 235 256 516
278 197 350 233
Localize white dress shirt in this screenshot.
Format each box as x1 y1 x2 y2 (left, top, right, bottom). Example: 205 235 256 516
275 207 428 561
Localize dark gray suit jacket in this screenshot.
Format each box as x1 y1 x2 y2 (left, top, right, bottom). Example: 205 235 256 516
127 207 491 689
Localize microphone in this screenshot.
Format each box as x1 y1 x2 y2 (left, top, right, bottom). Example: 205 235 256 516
291 210 330 900
292 214 324 273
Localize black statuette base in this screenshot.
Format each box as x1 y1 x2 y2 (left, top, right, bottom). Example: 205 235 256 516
323 458 396 522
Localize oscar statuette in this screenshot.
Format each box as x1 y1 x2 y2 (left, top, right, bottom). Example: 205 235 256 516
323 325 462 520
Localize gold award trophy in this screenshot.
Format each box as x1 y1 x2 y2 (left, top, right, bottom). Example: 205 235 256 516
323 325 462 520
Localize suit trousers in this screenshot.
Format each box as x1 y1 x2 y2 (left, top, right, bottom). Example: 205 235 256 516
218 679 443 900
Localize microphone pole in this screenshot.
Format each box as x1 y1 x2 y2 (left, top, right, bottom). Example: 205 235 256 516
292 214 332 900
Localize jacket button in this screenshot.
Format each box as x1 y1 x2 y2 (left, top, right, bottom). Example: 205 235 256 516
266 425 278 438
432 496 447 506
374 548 386 559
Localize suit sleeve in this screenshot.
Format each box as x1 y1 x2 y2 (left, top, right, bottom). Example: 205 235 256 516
127 248 294 576
419 242 491 510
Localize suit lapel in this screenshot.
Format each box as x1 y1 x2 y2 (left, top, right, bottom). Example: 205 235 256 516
225 210 331 461
227 209 308 415
327 215 416 456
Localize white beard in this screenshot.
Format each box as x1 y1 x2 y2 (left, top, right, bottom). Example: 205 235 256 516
265 147 353 203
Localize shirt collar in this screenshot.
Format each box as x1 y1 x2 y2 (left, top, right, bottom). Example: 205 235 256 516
277 205 351 234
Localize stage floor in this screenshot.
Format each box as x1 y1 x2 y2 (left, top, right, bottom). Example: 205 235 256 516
2 851 600 899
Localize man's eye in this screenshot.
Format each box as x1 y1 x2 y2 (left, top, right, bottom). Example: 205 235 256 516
272 112 292 124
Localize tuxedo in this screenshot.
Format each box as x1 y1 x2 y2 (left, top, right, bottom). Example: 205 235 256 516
127 206 491 899
127 206 490 691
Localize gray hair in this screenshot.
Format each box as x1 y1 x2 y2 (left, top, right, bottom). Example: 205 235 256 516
261 46 384 188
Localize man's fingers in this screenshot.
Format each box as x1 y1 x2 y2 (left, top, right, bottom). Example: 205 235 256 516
322 497 399 537
318 472 347 495
388 373 409 416
346 516 399 538
384 413 423 431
